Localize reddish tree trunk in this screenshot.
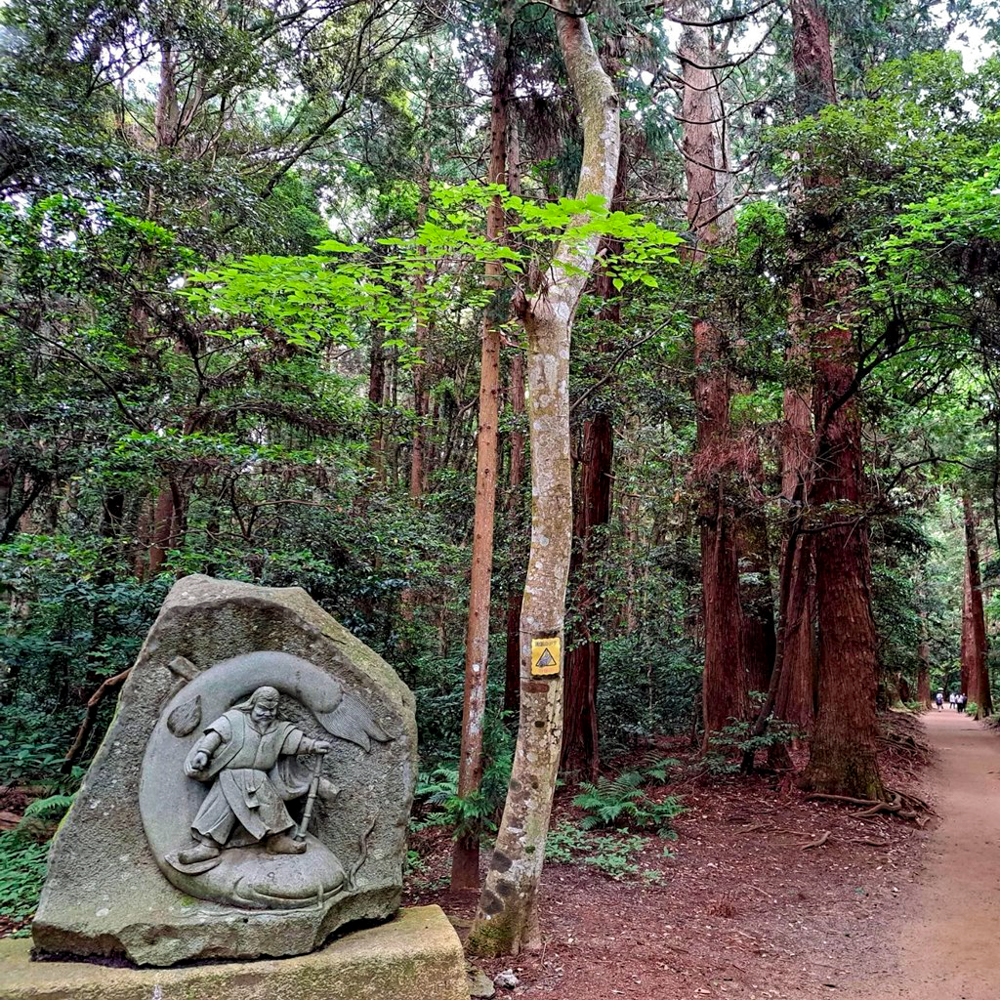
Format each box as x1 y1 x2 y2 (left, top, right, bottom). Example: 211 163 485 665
147 480 182 575
561 411 612 778
680 5 748 742
779 0 883 796
794 249 884 789
452 17 511 891
738 509 776 695
504 351 526 716
697 458 748 738
773 318 817 730
773 536 816 728
559 149 624 778
791 0 883 798
962 492 992 716
800 309 882 797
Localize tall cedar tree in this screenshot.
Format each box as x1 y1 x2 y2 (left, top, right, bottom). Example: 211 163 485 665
504 120 526 717
773 329 817 728
795 0 884 799
961 492 992 716
679 4 749 742
452 11 514 891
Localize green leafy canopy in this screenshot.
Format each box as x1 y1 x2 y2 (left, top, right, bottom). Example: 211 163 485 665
182 183 682 349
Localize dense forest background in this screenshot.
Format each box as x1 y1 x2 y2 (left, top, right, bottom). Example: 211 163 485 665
1 0 999 949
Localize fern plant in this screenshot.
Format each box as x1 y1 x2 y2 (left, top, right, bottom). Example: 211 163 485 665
22 793 75 824
641 757 682 783
0 831 49 930
411 710 514 842
572 772 683 835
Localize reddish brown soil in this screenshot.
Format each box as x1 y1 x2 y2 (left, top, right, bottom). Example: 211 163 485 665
407 714 932 999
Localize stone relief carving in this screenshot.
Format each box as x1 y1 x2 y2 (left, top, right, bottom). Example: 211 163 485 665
175 685 333 866
139 651 391 911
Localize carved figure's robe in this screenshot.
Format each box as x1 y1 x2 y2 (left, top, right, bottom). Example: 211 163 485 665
186 710 311 846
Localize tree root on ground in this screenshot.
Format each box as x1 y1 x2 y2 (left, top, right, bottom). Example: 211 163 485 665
740 823 888 850
879 732 930 755
806 789 933 824
800 830 829 850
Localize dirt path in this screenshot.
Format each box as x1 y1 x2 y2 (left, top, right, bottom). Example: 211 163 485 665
852 709 1000 999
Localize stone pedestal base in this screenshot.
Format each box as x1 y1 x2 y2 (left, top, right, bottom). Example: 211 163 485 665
0 907 468 1000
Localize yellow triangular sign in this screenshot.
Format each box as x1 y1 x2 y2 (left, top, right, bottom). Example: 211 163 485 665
531 636 561 677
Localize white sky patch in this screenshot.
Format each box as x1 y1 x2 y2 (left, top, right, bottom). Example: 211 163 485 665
945 17 997 71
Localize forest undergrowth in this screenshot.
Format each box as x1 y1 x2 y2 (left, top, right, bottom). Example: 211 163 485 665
406 711 933 998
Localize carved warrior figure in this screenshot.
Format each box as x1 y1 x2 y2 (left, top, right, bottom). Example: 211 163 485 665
178 686 332 864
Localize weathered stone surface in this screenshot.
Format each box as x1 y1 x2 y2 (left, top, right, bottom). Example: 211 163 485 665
32 575 417 966
3 906 468 1000
466 963 497 998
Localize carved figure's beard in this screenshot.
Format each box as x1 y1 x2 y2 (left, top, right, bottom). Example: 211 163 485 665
249 708 277 733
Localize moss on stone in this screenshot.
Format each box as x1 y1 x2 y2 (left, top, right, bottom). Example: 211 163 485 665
7 907 466 1000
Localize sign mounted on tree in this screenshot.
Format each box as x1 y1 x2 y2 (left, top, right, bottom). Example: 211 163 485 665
530 636 561 677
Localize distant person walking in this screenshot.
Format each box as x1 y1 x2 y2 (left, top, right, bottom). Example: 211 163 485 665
936 691 944 710
958 693 968 714
950 693 957 710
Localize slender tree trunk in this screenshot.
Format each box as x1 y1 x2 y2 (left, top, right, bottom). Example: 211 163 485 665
452 14 512 891
917 609 932 708
144 35 184 576
147 482 176 575
679 6 748 742
369 333 386 479
559 152 624 778
620 484 641 633
739 509 776 695
503 120 526 718
561 410 612 778
154 36 180 150
961 551 972 697
773 322 817 729
504 351 526 716
962 491 992 716
410 358 428 498
468 5 620 955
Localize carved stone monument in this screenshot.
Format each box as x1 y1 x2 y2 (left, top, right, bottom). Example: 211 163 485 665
32 575 419 968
